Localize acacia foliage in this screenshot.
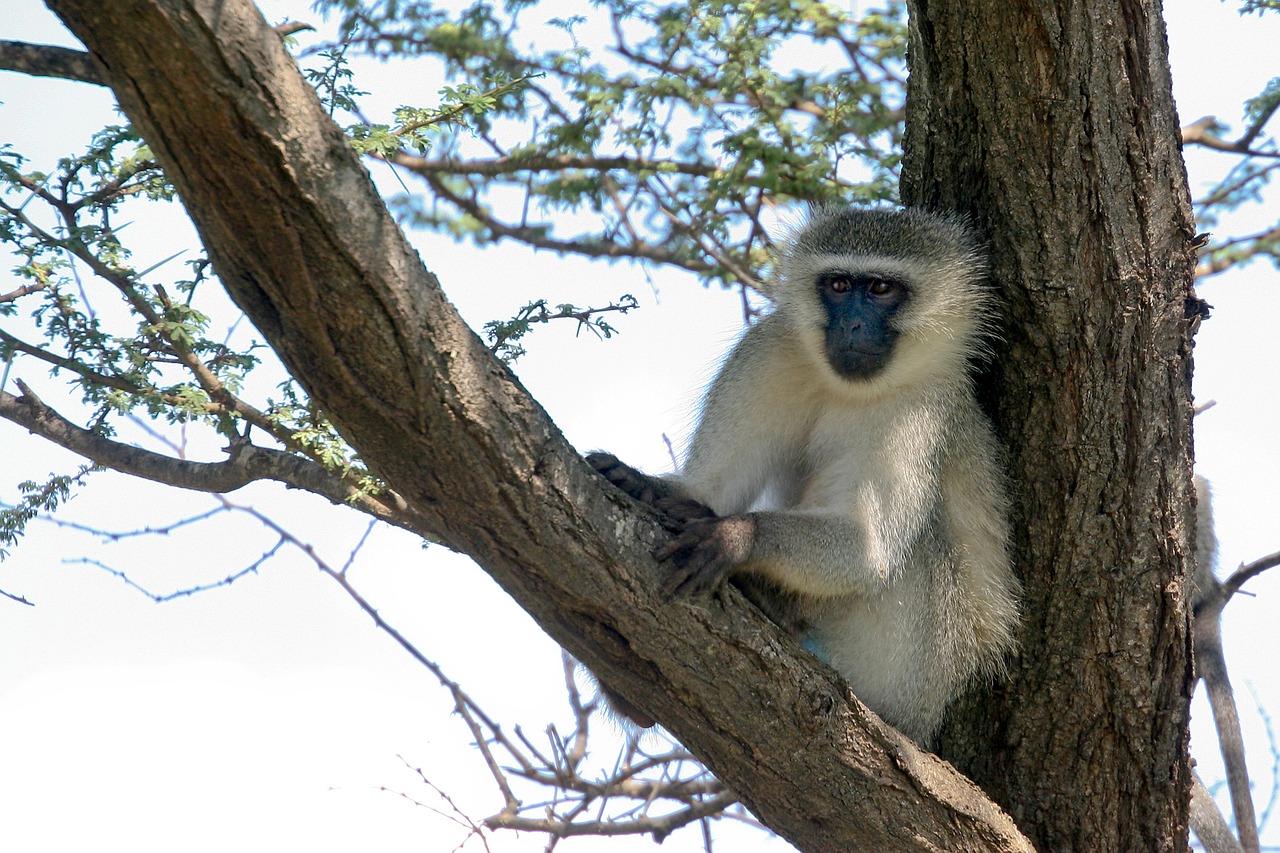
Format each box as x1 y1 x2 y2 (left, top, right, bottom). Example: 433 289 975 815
0 0 909 544
317 0 907 291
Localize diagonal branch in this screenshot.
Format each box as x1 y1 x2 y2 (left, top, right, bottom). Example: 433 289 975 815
39 2 1033 850
0 25 311 87
388 152 725 179
0 191 401 508
0 327 180 400
1195 223 1280 279
414 167 717 274
1222 550 1280 602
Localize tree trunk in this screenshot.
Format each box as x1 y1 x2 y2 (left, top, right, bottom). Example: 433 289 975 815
902 1 1199 850
31 0 1199 849
39 0 1032 850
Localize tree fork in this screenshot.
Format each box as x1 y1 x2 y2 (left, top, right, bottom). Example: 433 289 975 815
902 1 1199 850
39 1 1032 850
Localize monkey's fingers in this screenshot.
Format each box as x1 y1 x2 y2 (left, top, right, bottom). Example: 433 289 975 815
654 533 711 596
585 451 630 483
652 533 690 564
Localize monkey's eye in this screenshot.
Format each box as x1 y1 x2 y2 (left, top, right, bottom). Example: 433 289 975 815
867 277 899 297
825 274 855 294
818 272 905 297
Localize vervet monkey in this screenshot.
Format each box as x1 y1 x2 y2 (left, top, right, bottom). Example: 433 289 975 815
588 207 1020 743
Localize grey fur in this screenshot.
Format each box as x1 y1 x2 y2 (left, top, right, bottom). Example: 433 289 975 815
591 207 1021 743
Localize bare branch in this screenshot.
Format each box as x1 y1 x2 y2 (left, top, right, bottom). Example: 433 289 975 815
1192 485 1270 853
0 281 51 304
1190 771 1245 853
413 169 718 275
0 40 103 85
389 151 726 180
1222 550 1280 602
0 22 310 86
392 759 495 851
1182 115 1280 158
0 586 34 606
1195 224 1280 279
71 544 279 601
275 21 314 39
1195 594 1261 853
484 790 739 841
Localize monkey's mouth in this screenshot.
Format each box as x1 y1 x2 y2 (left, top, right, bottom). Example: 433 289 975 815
825 344 893 379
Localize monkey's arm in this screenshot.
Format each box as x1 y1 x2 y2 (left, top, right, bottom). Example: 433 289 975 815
661 412 964 600
586 322 799 521
672 318 813 516
658 509 924 599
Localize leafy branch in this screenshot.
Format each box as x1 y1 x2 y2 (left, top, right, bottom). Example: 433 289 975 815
0 129 410 533
315 0 907 291
484 294 639 363
0 462 97 560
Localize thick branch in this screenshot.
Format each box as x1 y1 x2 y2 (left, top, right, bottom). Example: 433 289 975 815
902 0 1196 850
41 1 1032 850
0 39 103 84
0 26 309 85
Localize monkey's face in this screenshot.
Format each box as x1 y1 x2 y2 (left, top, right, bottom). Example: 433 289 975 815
815 270 910 379
778 207 993 394
777 253 989 396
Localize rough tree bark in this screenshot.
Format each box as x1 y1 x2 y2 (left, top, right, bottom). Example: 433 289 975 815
15 0 1198 850
31 1 1031 851
902 1 1199 851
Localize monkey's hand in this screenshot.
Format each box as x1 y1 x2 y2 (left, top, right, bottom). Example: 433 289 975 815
656 515 757 597
587 452 717 526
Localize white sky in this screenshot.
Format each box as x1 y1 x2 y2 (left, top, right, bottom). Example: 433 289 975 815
0 1 1278 851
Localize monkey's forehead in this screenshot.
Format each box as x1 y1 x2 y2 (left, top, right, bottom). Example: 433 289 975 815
791 207 976 262
789 253 939 284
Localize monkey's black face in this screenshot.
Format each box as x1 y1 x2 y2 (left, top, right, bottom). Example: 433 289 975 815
815 270 910 379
